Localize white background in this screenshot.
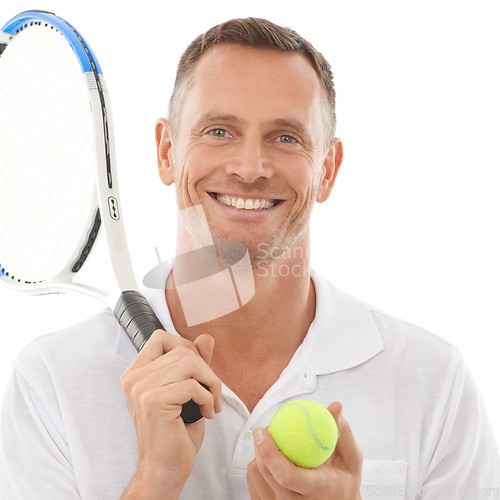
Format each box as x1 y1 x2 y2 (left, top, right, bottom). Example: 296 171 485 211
1 0 498 446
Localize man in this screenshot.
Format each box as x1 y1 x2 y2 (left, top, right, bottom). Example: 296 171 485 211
1 18 499 500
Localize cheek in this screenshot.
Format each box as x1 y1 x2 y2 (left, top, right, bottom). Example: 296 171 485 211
174 144 216 197
286 156 320 207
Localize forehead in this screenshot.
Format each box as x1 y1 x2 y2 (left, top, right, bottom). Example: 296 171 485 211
181 44 323 126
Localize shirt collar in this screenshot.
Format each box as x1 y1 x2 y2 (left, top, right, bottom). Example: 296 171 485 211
114 266 385 372
308 269 384 374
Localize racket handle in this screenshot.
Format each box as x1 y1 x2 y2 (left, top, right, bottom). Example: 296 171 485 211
114 290 204 424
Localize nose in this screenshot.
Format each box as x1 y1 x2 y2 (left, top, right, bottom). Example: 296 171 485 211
224 137 273 183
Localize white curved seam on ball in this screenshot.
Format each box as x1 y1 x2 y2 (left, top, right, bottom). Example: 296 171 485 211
292 404 335 451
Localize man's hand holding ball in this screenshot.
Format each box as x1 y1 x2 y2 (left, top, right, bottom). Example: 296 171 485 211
247 400 363 499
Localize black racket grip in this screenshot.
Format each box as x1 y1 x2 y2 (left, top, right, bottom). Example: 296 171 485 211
114 290 204 424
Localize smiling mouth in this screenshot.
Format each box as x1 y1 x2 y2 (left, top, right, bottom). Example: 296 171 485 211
210 193 282 211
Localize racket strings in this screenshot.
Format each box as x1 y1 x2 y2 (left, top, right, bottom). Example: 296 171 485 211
0 24 97 284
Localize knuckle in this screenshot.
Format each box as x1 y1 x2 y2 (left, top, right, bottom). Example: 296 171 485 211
138 390 157 416
247 460 258 477
210 377 222 398
172 345 196 359
130 381 145 402
119 372 129 391
147 329 166 347
187 378 200 392
120 372 135 395
151 328 166 339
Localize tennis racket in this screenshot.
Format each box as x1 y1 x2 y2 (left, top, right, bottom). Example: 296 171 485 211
0 10 203 424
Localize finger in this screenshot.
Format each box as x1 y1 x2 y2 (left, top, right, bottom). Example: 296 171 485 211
192 335 222 413
327 402 363 475
130 329 200 369
253 428 303 496
246 478 260 500
193 334 215 365
130 350 222 405
121 344 223 414
169 379 217 419
144 379 217 420
139 354 220 396
140 343 209 376
247 459 275 499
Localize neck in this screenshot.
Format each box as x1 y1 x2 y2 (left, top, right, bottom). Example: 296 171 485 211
165 230 315 367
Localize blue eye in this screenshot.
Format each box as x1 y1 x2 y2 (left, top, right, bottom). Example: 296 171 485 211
210 129 227 137
279 135 295 143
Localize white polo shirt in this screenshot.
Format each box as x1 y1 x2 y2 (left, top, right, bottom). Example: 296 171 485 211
1 271 499 499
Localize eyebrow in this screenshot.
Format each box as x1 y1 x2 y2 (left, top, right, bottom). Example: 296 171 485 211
269 118 310 140
193 113 245 131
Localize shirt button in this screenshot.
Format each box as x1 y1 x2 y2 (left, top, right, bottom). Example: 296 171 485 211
243 430 253 441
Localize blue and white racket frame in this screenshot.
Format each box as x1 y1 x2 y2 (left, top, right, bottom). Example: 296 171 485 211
1 11 136 296
0 11 203 424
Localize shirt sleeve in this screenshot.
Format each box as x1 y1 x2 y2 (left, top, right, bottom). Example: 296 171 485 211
420 354 500 498
0 367 80 499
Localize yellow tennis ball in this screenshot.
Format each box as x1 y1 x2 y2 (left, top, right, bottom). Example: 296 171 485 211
268 399 338 468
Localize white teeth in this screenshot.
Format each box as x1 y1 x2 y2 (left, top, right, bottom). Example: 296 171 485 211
215 195 275 210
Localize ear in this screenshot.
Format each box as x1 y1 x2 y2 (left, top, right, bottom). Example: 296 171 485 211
316 138 343 203
155 118 175 186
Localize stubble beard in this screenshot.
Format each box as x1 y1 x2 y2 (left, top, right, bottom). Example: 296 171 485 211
203 211 310 271
174 166 316 271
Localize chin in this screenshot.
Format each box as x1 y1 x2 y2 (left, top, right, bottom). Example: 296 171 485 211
203 210 310 267
251 227 309 270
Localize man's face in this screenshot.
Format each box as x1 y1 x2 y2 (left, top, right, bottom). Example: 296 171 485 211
158 44 341 265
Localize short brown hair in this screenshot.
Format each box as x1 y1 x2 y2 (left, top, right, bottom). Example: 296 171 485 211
168 18 336 146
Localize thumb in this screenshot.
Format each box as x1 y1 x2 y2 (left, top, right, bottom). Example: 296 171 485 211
327 402 363 474
193 334 216 365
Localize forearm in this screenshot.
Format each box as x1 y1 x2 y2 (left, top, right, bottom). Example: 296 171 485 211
121 471 185 500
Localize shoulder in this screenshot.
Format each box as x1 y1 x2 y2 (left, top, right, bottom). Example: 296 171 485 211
12 308 125 388
17 308 118 358
370 304 464 398
368 303 460 362
313 270 461 379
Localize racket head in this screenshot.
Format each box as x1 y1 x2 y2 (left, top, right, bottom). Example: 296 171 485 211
0 11 105 295
0 13 204 423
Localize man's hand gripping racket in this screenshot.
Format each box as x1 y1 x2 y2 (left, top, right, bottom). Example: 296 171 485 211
0 10 204 424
